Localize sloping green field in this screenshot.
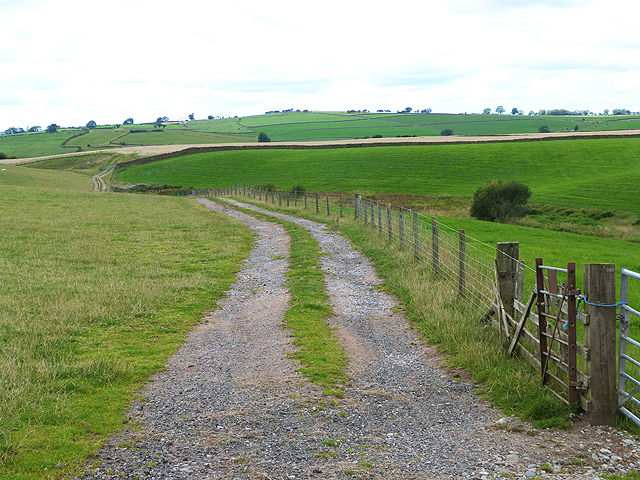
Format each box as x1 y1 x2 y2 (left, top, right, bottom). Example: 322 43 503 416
116 136 640 215
0 167 252 479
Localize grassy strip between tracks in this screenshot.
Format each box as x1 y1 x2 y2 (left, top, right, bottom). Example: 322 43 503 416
224 196 574 429
221 201 348 397
0 176 253 479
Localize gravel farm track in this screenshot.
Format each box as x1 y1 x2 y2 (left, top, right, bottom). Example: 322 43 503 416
7 132 640 478
74 197 640 480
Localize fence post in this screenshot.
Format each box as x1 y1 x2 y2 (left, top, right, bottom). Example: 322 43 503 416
370 203 375 230
431 217 439 275
315 193 319 214
305 194 308 209
459 230 466 298
387 203 392 243
413 212 419 261
378 203 382 235
496 242 521 318
584 263 617 426
326 195 330 215
340 194 343 217
364 199 368 225
354 195 359 220
399 210 404 250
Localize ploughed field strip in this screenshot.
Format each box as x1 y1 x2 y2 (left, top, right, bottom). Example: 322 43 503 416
78 199 639 480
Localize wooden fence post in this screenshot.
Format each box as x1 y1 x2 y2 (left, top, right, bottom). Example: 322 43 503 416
431 217 439 275
413 212 419 261
496 242 521 318
378 203 383 235
459 230 466 298
326 195 330 215
387 203 392 243
354 195 359 220
584 263 617 426
340 195 343 217
399 210 405 250
370 203 375 230
315 193 319 214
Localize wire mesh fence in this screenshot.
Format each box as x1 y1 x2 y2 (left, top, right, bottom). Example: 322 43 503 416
353 195 533 319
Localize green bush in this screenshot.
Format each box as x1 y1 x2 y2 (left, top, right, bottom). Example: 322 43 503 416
258 132 270 142
470 179 531 222
440 129 454 136
538 125 551 133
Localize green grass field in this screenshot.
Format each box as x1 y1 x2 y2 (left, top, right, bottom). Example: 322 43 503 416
0 167 252 479
116 137 640 216
3 111 640 159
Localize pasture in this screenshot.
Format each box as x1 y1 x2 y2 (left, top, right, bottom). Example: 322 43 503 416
0 167 252 479
116 136 640 216
3 111 640 159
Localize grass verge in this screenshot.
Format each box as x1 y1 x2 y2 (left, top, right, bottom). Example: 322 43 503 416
221 201 348 396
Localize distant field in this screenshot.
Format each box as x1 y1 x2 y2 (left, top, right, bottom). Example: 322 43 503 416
116 136 640 215
0 129 83 158
3 111 640 158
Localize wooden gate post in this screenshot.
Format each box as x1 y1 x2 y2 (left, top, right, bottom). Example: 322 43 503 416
584 263 617 426
496 242 521 318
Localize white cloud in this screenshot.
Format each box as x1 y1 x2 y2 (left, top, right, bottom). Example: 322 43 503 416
1 0 639 131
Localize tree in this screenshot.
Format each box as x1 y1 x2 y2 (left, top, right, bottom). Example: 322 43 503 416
603 109 609 115
403 107 412 113
511 107 518 115
440 129 454 136
538 125 550 133
496 105 505 115
188 113 195 121
86 120 97 128
46 124 59 133
207 115 214 120
528 111 534 116
123 118 134 125
483 108 491 115
28 126 42 132
258 132 270 142
470 179 531 222
574 125 579 131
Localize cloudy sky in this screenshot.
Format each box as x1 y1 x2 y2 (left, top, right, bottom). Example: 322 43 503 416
1 0 638 131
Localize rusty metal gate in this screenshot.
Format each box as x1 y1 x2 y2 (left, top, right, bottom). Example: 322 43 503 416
535 259 581 405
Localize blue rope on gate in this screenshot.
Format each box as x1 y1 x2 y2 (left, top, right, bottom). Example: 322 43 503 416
578 295 628 309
